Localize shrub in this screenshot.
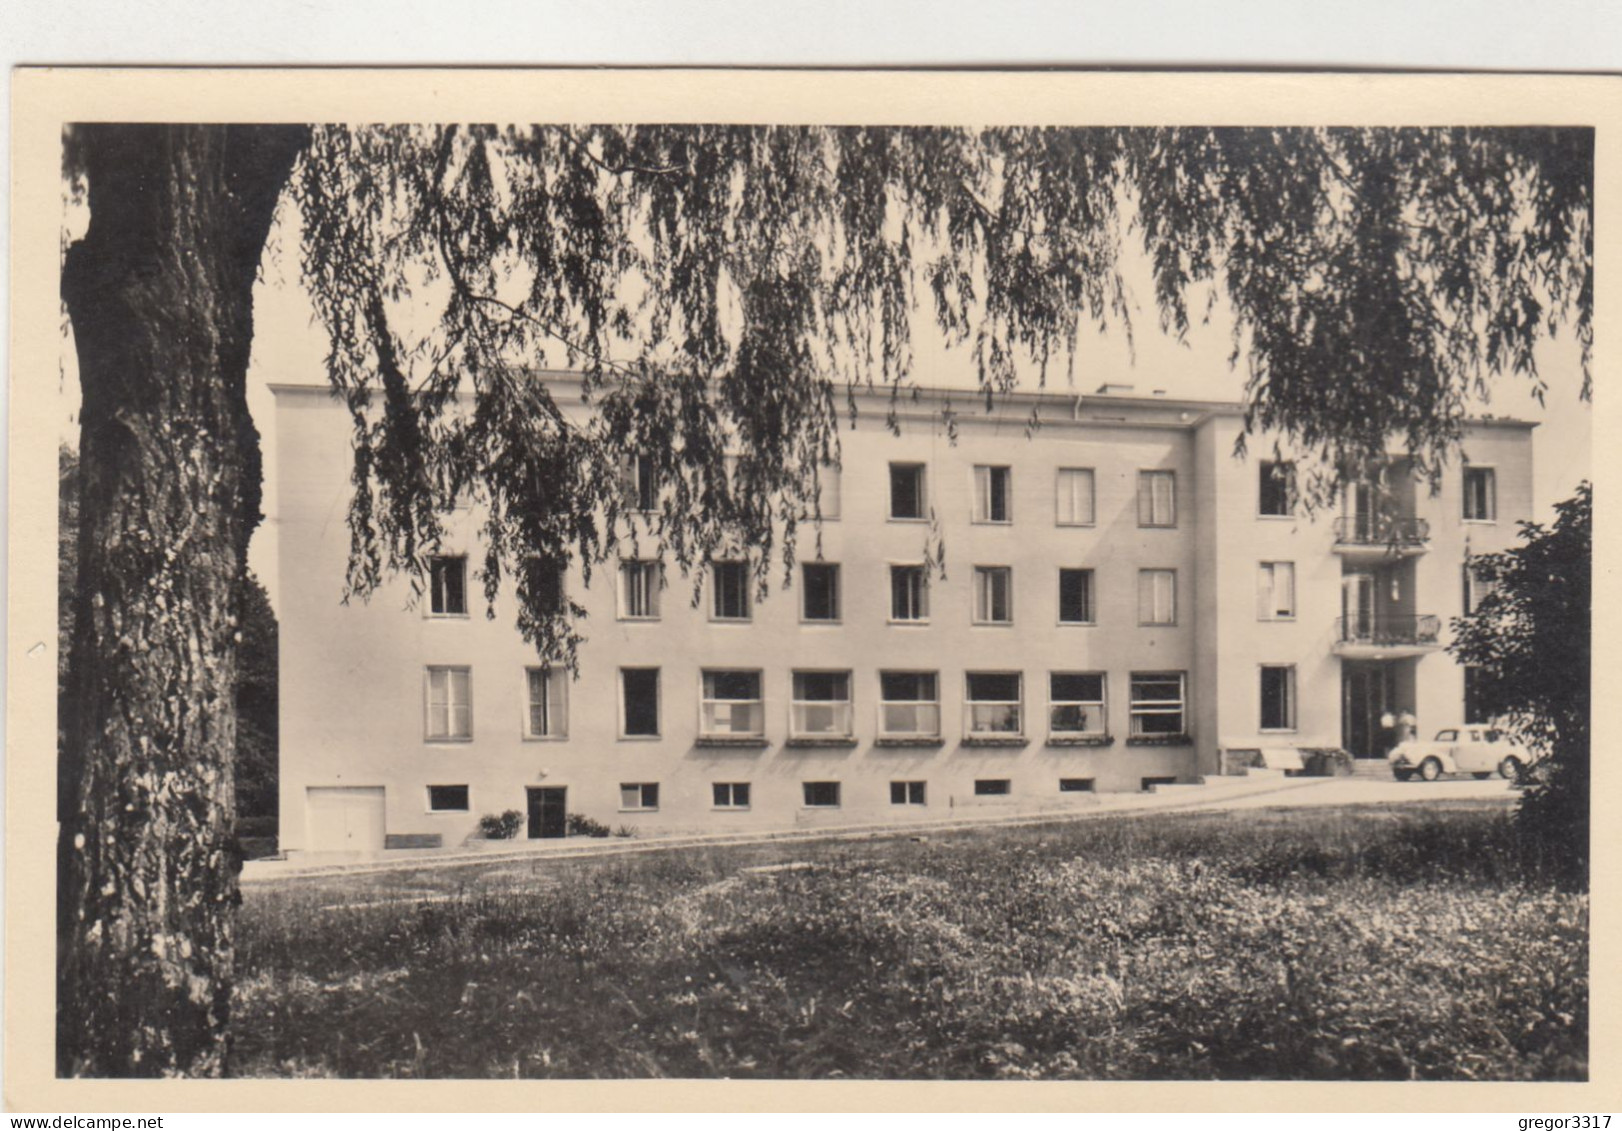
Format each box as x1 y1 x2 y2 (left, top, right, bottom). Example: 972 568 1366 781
478 810 523 839
567 813 612 838
613 825 636 838
1300 747 1354 777
236 815 279 839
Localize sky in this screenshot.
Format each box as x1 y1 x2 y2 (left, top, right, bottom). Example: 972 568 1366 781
60 178 1593 614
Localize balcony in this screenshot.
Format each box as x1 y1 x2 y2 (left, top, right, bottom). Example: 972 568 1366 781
787 701 855 746
1333 516 1431 561
876 702 943 746
696 700 767 747
1333 613 1444 659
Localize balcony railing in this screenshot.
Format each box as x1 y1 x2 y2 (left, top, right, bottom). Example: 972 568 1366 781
699 700 764 738
790 701 853 739
879 701 941 740
1335 613 1442 647
1333 515 1431 546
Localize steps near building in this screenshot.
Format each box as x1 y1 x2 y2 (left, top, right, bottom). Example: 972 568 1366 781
1350 758 1398 780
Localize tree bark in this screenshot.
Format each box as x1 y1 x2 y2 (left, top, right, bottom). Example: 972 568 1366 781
58 124 307 1077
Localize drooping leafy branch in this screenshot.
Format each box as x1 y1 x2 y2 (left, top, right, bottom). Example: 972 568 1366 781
291 125 1591 671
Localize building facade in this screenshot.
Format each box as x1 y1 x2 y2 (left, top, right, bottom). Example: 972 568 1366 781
273 377 1534 852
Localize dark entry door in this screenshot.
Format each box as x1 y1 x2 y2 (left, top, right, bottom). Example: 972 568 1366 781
527 786 567 839
1341 664 1390 759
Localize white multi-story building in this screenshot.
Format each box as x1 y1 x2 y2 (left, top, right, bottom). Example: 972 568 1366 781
273 375 1533 852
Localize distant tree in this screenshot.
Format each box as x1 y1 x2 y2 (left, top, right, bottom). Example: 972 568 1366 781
232 577 279 821
59 122 1590 1075
1450 482 1590 887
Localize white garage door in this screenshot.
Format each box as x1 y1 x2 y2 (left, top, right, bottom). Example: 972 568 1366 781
305 787 386 852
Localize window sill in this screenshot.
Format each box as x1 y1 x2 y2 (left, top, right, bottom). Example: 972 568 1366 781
711 806 752 812
887 619 931 627
1462 518 1498 525
425 613 472 620
1057 620 1097 628
618 734 663 742
1258 617 1297 623
785 736 858 748
617 808 659 814
424 809 470 816
971 621 1015 628
799 619 843 627
1126 734 1193 747
962 735 1028 748
1255 513 1295 521
1055 522 1097 529
708 618 753 625
695 735 770 748
971 519 1014 527
425 737 474 745
874 736 945 748
800 805 843 811
618 616 662 624
522 734 569 743
888 516 930 524
1139 622 1178 628
1047 734 1114 747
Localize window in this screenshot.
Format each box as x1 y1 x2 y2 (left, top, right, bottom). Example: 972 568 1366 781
620 668 660 737
890 462 927 520
619 560 661 620
713 782 752 809
623 454 658 512
816 464 841 520
524 667 567 738
619 783 659 811
425 666 472 740
1464 666 1490 725
527 558 566 615
973 465 1012 523
1138 569 1177 625
426 785 470 812
1259 460 1296 516
700 670 764 738
890 780 927 806
973 566 1013 624
1463 466 1496 521
1059 778 1095 793
965 672 1023 736
1130 672 1187 737
879 671 940 739
802 562 840 622
711 560 751 621
791 671 853 739
1138 470 1176 527
429 556 468 616
974 779 1012 796
1049 672 1106 736
1056 468 1096 526
890 564 929 622
1058 568 1095 624
1463 562 1499 614
802 781 841 808
1257 562 1296 620
1260 665 1296 731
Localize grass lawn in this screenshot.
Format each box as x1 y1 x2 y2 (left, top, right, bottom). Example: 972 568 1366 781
233 800 1586 1080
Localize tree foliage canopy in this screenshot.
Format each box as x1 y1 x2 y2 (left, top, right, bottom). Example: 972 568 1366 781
1450 482 1590 885
289 125 1592 668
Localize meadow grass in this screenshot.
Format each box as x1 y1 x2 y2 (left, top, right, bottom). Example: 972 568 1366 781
232 801 1586 1080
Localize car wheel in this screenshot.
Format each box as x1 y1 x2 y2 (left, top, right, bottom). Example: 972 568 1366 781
1419 757 1443 782
1393 769 1413 782
1498 756 1522 781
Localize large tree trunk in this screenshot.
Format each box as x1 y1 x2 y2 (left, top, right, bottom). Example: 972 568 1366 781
58 124 307 1077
